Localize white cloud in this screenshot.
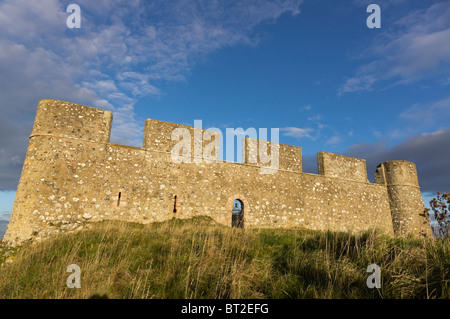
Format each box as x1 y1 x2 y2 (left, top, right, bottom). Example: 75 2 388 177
383 96 450 140
0 0 303 190
373 131 382 139
399 97 450 126
280 127 314 139
339 1 450 94
307 114 322 122
339 74 376 95
299 104 312 111
116 72 161 96
325 135 341 145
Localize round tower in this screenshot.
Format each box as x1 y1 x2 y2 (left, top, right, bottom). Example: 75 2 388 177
375 160 431 237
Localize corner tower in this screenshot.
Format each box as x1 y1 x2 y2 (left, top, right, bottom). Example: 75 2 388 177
375 160 431 237
3 100 113 246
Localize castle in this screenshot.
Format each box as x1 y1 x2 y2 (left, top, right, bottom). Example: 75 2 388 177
3 99 431 246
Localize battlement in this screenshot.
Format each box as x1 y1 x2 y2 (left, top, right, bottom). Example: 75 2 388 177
31 99 113 143
318 152 368 183
3 99 431 246
243 137 302 173
143 118 220 163
30 100 370 178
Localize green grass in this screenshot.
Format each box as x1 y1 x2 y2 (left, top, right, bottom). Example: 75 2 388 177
0 216 448 299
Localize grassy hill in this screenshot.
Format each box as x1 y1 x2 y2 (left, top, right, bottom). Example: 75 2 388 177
0 216 448 299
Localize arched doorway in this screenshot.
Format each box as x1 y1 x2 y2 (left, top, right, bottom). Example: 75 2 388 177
231 199 244 228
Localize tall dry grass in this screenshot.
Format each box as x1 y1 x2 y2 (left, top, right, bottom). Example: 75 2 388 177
0 216 448 299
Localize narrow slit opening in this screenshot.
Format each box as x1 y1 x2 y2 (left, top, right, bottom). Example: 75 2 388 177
173 195 177 213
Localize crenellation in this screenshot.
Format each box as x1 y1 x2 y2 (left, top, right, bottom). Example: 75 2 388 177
317 152 368 183
2 99 432 246
243 137 302 173
143 118 220 163
32 99 113 143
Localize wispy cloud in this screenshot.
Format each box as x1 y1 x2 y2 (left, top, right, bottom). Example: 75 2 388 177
440 77 450 86
346 128 450 193
280 127 314 139
382 96 450 140
399 97 450 127
339 1 450 95
281 111 331 141
339 74 376 95
307 114 322 122
299 104 312 111
0 0 303 190
325 135 341 146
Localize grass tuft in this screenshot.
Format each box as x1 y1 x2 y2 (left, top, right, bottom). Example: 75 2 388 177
0 217 448 299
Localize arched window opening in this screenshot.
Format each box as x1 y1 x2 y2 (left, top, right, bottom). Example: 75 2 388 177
232 199 244 228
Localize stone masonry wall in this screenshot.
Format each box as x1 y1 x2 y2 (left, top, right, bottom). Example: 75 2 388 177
4 99 431 245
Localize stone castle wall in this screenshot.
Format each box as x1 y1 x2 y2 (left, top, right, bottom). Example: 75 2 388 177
3 100 431 246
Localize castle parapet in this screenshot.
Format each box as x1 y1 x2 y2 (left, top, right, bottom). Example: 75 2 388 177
317 152 368 182
31 99 113 143
143 118 220 162
243 137 302 173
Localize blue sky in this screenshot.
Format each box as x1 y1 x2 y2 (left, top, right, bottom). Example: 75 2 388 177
1 0 449 238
